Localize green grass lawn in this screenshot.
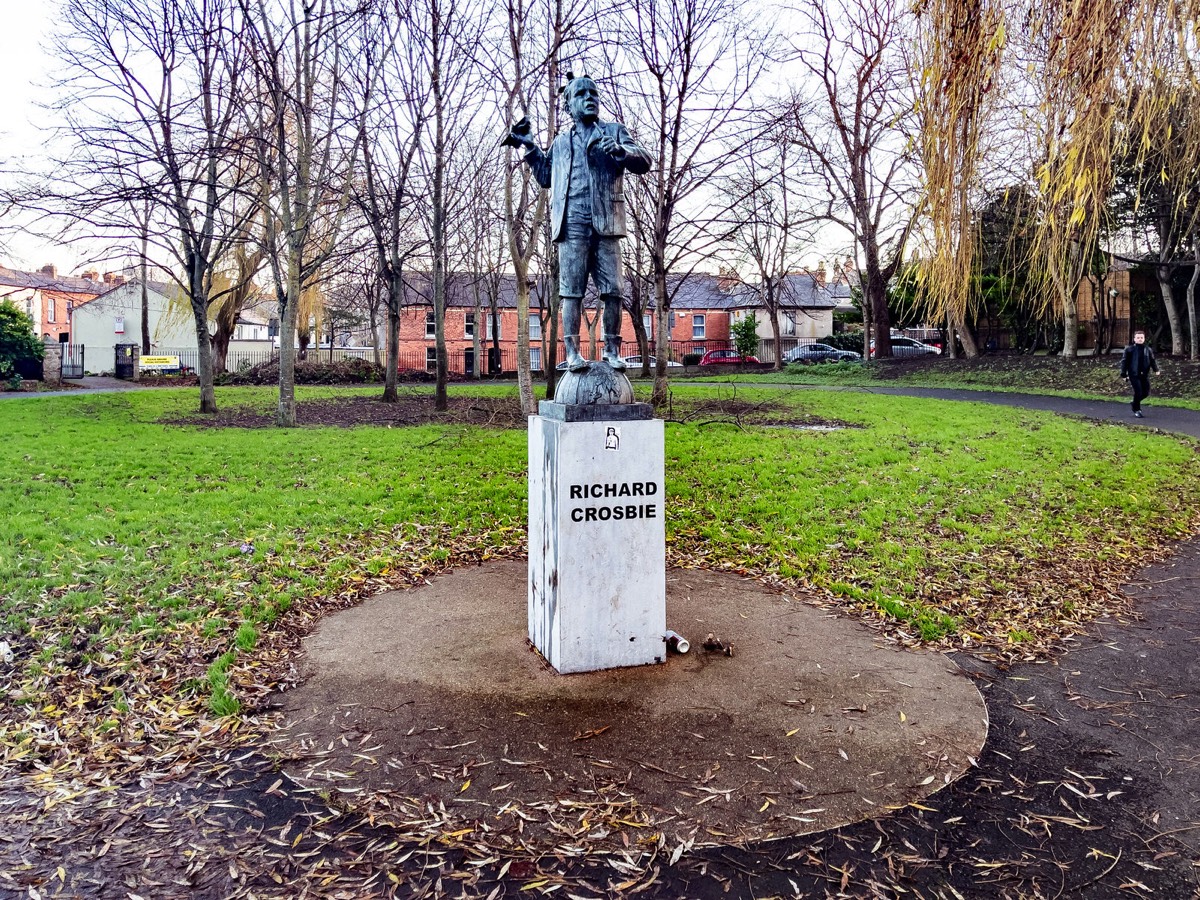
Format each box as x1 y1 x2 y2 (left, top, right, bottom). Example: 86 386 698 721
2 384 1198 771
702 354 1200 409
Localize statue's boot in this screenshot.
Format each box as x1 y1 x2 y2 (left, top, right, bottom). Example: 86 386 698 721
602 334 627 370
564 336 589 372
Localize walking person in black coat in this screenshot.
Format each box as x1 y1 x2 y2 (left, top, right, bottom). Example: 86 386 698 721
1120 329 1158 417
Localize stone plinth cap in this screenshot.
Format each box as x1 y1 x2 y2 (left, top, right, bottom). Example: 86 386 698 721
537 401 655 422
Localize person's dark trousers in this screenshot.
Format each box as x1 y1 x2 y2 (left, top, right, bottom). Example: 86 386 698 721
1131 373 1150 412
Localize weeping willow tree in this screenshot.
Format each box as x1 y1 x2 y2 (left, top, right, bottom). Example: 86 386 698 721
1119 4 1200 357
916 0 1200 357
913 0 1006 356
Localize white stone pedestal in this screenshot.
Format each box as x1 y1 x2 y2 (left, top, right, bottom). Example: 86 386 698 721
528 406 666 674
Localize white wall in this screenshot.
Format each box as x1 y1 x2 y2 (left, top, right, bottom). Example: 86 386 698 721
70 284 197 372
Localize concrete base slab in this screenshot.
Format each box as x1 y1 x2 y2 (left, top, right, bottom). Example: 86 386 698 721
279 560 987 848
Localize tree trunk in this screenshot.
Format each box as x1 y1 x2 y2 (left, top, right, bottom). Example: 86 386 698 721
1187 243 1199 362
515 275 535 413
631 314 650 376
652 269 669 407
140 237 151 355
1156 265 1184 356
277 257 301 426
382 272 401 402
769 303 783 370
189 266 217 414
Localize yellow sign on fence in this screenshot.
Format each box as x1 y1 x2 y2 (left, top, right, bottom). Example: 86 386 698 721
140 355 181 369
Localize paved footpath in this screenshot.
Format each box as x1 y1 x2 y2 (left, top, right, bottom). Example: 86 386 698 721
865 385 1200 439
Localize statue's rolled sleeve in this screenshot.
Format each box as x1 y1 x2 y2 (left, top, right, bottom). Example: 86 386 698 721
525 146 553 189
616 125 651 175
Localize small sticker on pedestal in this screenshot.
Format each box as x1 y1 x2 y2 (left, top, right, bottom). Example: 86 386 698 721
603 426 621 451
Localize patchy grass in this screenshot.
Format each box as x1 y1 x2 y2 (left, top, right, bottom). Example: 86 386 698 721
719 354 1200 408
1 383 1197 780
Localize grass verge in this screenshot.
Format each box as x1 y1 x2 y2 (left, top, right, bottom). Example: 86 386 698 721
1 383 1197 779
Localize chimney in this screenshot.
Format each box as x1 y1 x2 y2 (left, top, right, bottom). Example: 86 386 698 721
717 266 740 292
815 261 827 288
82 270 99 281
40 264 57 279
103 272 114 284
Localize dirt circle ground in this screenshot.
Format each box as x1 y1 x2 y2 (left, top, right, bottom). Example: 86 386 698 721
277 560 986 851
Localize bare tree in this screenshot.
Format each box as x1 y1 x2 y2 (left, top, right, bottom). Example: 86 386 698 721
349 0 428 402
407 0 487 411
602 0 778 406
781 0 918 360
492 0 586 413
241 0 362 426
24 0 255 412
726 135 821 369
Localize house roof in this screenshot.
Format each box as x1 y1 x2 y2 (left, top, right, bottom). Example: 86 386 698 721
0 265 107 296
72 278 177 310
386 271 836 312
723 273 838 311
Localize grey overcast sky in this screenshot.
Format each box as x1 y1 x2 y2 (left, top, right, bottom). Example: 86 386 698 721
0 1 850 277
0 2 62 269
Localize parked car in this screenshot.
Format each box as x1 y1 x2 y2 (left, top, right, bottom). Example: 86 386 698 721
869 337 941 358
625 355 683 368
699 349 760 366
784 343 862 364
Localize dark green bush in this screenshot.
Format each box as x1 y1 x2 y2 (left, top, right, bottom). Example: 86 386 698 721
818 332 866 353
0 300 44 379
683 352 703 366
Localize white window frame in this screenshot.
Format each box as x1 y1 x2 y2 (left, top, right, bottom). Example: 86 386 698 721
783 312 796 336
529 313 542 341
425 346 437 372
486 314 501 341
529 346 542 371
464 311 475 338
692 314 706 339
425 310 436 338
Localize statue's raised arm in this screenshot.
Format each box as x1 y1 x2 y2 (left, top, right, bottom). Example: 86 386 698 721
505 76 652 373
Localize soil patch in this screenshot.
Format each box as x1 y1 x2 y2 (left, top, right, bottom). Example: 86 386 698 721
162 394 854 432
164 394 530 429
276 561 985 851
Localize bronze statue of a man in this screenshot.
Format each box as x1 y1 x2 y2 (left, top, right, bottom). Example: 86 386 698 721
507 77 651 372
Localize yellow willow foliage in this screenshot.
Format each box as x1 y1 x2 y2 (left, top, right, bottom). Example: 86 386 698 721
1124 1 1200 237
1026 0 1136 315
914 0 1006 323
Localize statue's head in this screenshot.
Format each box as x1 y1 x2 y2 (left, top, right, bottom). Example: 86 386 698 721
565 77 600 125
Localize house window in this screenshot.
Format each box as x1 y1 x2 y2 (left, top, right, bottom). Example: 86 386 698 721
425 311 436 338
426 347 437 372
465 312 475 338
114 316 125 334
25 299 33 316
486 314 501 340
529 314 542 341
642 313 652 334
692 314 706 339
268 318 279 338
47 300 55 323
783 313 796 336
529 346 542 371
669 312 676 329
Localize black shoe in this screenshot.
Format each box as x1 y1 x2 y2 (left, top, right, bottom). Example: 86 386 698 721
1133 411 1144 418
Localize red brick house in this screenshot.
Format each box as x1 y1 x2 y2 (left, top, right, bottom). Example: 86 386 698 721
386 272 742 374
0 264 113 341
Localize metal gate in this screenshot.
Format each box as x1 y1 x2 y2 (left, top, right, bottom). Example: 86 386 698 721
114 344 137 379
62 344 84 379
